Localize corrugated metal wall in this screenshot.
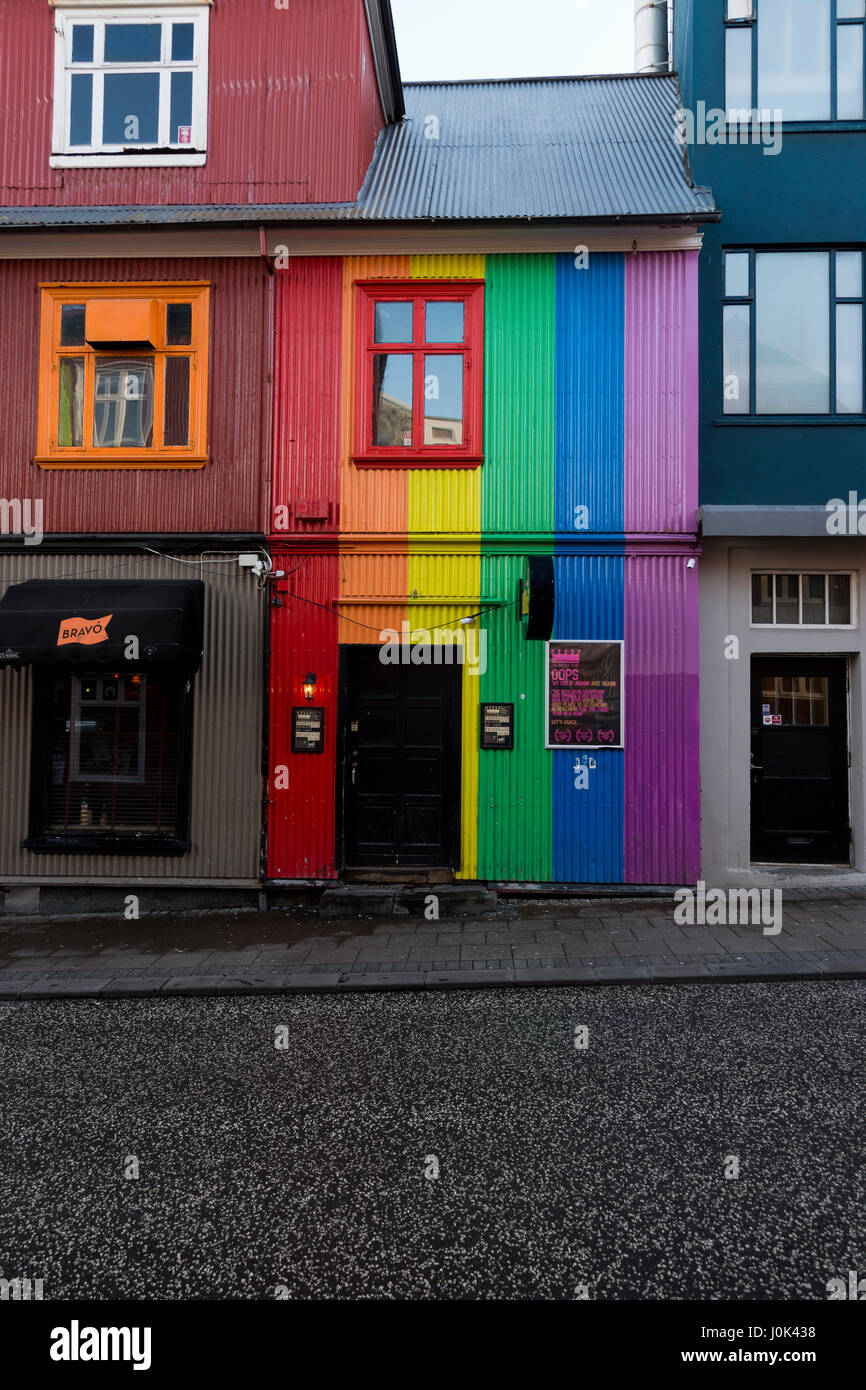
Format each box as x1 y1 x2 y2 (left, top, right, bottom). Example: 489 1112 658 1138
268 550 339 880
555 253 625 535
0 552 264 882
0 256 269 535
268 249 700 885
552 551 625 884
271 258 343 536
482 255 555 536
0 0 383 206
625 250 699 534
624 549 700 883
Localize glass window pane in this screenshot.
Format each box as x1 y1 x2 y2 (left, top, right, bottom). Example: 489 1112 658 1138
727 0 754 17
752 573 774 623
838 0 866 18
170 72 193 142
58 359 84 447
60 305 86 346
802 574 826 624
424 355 464 445
775 574 800 624
756 252 830 413
103 73 160 145
164 357 190 446
836 251 863 299
723 304 751 414
374 302 413 344
726 27 753 116
425 301 464 343
104 24 162 63
836 304 864 413
829 574 852 624
837 23 865 119
811 677 829 724
93 358 155 448
372 354 413 446
758 0 831 120
725 252 750 298
171 22 195 61
69 73 93 146
166 304 192 345
71 25 94 64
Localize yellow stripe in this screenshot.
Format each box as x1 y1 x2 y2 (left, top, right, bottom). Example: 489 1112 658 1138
408 256 484 878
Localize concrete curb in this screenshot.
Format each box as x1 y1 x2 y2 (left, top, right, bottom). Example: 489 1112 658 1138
1 957 865 999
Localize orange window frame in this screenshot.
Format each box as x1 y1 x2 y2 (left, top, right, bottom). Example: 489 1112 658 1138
353 280 484 467
36 282 210 469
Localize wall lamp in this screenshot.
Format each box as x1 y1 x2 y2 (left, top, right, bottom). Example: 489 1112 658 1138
303 672 317 703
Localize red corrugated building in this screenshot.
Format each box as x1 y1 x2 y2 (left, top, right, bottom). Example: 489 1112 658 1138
0 0 402 912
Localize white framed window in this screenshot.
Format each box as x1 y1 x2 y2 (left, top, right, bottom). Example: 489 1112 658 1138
51 5 209 168
751 572 856 627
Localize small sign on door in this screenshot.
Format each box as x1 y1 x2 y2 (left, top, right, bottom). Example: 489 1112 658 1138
763 714 782 726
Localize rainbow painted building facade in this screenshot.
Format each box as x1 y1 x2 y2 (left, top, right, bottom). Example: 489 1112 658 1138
268 240 704 885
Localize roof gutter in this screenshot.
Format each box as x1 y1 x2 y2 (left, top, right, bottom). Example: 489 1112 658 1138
364 0 404 124
0 209 721 231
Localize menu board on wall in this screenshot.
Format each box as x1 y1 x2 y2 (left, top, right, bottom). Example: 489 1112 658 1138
291 706 325 753
480 703 514 750
546 641 623 749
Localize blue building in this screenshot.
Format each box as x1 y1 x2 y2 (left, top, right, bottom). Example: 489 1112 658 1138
670 0 866 884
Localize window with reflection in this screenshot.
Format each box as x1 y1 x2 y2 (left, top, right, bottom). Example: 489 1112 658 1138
355 282 483 465
38 283 209 467
723 250 864 415
726 0 865 122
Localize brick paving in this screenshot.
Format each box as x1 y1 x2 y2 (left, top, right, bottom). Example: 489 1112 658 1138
1 888 865 997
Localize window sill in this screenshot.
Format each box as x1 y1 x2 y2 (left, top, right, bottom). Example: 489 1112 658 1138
35 455 209 470
724 121 866 134
353 455 484 469
714 417 866 427
50 153 207 169
24 835 191 857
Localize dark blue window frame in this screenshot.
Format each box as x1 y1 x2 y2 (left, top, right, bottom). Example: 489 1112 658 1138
724 0 866 126
722 247 866 419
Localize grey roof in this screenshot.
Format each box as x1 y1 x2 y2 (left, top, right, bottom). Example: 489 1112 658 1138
360 76 714 221
0 74 715 230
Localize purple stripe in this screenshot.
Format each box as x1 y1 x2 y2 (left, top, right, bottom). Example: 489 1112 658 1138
624 251 699 534
624 252 700 883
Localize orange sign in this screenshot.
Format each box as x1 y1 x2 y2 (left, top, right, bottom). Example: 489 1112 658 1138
56 614 113 647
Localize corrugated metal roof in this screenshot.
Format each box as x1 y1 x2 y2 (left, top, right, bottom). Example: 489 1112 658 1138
0 74 715 229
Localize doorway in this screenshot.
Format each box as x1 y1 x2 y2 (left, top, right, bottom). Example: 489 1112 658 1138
750 657 850 863
338 646 461 868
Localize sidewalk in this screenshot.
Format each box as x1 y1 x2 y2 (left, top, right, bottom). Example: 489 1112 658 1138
1 889 866 997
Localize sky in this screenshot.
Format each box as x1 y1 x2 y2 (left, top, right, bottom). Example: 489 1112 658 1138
390 0 637 84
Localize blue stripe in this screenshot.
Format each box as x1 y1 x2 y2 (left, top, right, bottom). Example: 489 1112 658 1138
554 252 625 536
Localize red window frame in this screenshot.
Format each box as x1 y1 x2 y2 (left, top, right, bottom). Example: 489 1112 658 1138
354 280 484 467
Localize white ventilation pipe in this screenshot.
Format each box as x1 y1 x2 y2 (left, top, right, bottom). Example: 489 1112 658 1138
635 0 669 74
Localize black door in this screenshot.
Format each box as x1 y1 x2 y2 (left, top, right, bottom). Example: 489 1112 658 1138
750 657 850 863
339 646 461 868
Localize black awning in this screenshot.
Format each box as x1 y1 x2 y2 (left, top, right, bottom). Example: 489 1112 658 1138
0 580 205 672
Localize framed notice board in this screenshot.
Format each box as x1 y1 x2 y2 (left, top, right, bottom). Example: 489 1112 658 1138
545 641 623 749
291 706 325 753
480 703 514 750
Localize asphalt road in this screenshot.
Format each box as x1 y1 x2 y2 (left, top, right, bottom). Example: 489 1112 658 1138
1 981 864 1300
